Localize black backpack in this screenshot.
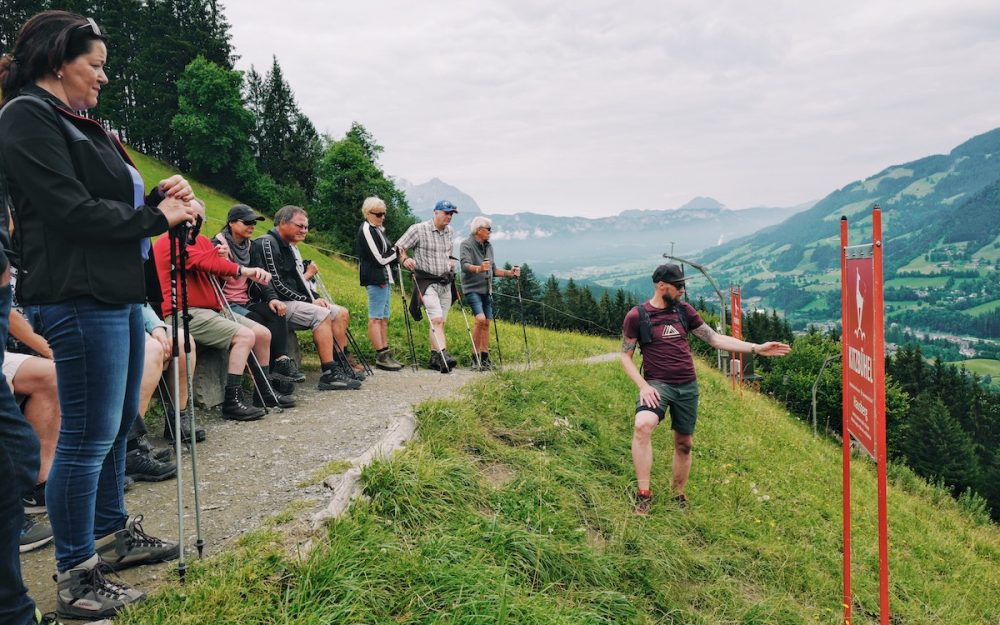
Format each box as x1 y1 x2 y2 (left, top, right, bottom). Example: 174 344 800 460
636 302 690 351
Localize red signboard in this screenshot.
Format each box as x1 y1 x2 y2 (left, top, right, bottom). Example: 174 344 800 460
840 206 890 625
730 285 742 386
843 257 877 457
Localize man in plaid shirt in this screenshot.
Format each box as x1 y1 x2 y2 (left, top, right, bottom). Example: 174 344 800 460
395 200 459 372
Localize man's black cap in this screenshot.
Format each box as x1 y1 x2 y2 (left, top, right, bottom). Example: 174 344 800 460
227 204 265 223
652 263 687 284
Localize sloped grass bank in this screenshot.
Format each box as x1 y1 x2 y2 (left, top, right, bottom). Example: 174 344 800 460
119 361 998 624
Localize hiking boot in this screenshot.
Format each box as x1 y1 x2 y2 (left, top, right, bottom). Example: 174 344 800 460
163 411 206 443
135 435 172 461
441 349 458 370
428 350 450 373
22 481 46 513
318 366 362 391
95 515 180 571
634 490 653 516
674 493 689 510
271 356 305 383
125 449 176 482
375 349 403 371
55 554 144 619
268 374 295 395
252 386 297 408
345 351 367 376
20 516 53 552
36 607 112 625
479 352 493 371
221 385 265 421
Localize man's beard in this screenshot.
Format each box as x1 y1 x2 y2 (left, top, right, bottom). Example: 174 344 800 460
664 293 681 308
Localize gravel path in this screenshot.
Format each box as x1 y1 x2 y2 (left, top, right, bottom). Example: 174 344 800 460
21 364 479 621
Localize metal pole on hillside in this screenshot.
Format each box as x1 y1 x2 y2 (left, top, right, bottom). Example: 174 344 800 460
811 354 840 438
663 254 726 371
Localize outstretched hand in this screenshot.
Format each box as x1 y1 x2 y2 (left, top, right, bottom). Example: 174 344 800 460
755 341 791 357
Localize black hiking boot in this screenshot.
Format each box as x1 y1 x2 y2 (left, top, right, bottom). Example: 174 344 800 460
221 385 265 421
428 351 450 373
252 386 297 408
441 349 457 370
163 411 206 443
479 352 493 371
318 364 361 391
124 449 176 482
271 357 305 383
268 374 295 395
135 435 172 461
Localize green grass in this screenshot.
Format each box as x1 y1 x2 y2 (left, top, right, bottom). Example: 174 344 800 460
126 149 617 367
116 360 1000 624
884 276 947 289
961 298 1000 316
948 359 1000 383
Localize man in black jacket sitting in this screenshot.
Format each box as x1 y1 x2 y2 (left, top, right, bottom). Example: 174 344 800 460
249 206 361 391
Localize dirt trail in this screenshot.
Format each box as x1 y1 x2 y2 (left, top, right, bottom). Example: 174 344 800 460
21 365 478 621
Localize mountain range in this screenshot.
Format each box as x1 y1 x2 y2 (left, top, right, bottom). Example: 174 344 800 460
397 177 811 280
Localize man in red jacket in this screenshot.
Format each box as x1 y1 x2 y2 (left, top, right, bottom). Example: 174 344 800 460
152 200 292 420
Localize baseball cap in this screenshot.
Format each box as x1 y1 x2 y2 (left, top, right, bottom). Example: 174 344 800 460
227 204 265 223
652 263 687 284
433 200 458 213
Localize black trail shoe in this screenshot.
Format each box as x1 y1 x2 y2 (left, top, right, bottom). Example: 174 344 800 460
441 349 458 370
222 385 265 421
95 515 180 571
135 435 172 461
55 554 144 619
163 411 206 443
318 366 362 391
125 449 176 482
272 356 305 383
22 481 46 513
252 387 297 408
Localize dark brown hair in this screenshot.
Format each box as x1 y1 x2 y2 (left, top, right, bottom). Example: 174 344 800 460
0 10 106 107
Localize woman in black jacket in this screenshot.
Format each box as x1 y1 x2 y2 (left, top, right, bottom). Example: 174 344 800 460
356 196 403 371
0 11 197 621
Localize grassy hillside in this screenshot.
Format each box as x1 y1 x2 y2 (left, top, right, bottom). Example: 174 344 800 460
127 148 617 366
116 358 999 624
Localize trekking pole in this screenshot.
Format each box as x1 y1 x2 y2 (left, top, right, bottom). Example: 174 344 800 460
453 284 482 371
487 274 503 368
208 277 281 414
176 227 205 558
313 273 373 376
516 279 531 366
396 264 418 371
409 270 450 373
168 226 188 582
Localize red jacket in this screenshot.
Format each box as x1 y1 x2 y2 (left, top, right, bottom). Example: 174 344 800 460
153 234 240 317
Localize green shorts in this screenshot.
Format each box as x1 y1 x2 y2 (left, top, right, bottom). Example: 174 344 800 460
186 307 257 350
635 380 699 435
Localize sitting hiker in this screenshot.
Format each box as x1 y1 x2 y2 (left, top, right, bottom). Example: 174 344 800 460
7 308 56 553
215 204 303 395
250 205 361 391
153 200 293 420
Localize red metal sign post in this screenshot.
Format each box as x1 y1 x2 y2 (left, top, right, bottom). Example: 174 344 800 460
840 206 889 624
729 285 743 389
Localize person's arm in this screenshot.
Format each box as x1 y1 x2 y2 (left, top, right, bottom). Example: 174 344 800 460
689 324 791 356
0 101 169 240
395 225 418 271
361 223 398 266
184 237 241 277
620 333 660 409
8 309 52 359
459 239 476 275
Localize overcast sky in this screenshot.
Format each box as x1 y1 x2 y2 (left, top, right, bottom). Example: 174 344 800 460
225 1 1000 217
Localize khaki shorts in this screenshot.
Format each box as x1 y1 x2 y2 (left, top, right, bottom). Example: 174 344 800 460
2 351 31 394
186 307 259 350
284 299 344 331
421 283 452 320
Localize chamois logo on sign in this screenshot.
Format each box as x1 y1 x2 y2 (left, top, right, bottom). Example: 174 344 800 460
662 324 681 338
854 267 866 342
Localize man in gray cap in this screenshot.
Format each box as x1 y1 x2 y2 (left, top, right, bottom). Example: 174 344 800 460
395 200 460 372
621 264 790 514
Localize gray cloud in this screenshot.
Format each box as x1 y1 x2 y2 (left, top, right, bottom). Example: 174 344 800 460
226 1 1000 216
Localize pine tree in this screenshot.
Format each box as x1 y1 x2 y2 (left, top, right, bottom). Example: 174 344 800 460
902 393 981 496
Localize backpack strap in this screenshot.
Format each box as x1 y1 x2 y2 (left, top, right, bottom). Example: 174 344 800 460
637 302 690 349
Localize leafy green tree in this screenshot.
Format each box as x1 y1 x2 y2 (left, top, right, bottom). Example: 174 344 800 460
171 56 254 193
902 393 981 496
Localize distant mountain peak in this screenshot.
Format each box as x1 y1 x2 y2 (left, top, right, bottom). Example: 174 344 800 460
677 196 726 210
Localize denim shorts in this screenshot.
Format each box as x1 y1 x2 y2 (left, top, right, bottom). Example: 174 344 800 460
464 291 493 319
366 284 392 319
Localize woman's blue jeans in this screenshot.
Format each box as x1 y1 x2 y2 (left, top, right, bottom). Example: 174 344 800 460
27 299 145 572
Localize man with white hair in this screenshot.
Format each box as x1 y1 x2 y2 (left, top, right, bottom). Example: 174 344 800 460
459 216 520 370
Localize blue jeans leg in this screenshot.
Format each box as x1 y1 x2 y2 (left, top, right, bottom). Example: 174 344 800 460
30 299 144 572
0 283 39 625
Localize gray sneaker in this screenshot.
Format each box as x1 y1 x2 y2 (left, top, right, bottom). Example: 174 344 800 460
375 349 404 371
36 607 113 625
95 515 179 571
20 516 53 552
56 554 144 620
